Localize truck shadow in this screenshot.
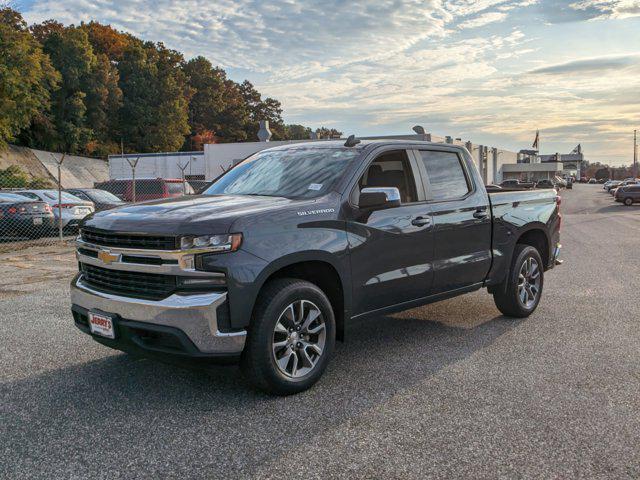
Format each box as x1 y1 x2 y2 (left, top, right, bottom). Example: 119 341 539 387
3 307 520 475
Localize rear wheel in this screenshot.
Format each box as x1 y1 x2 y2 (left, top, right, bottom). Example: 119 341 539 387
241 278 335 395
624 197 633 206
493 244 544 318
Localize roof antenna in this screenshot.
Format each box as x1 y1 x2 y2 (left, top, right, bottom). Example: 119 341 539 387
344 135 361 147
412 125 426 135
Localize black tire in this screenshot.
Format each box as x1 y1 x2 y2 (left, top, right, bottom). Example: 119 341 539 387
241 278 336 395
493 244 544 318
624 197 633 206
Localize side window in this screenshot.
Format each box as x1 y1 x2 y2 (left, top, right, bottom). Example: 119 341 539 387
72 191 90 200
357 150 417 204
418 151 470 201
137 180 164 194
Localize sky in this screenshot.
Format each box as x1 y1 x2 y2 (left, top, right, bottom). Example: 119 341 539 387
17 0 640 165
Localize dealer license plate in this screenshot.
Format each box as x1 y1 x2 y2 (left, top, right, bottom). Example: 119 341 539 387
88 311 115 339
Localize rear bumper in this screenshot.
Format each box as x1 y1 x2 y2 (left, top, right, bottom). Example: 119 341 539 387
70 274 246 360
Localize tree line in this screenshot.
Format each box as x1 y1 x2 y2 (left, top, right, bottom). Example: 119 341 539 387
0 8 342 156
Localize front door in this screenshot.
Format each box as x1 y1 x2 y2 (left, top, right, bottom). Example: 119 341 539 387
347 149 435 315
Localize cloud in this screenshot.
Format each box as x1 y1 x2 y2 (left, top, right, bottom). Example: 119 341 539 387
569 0 640 19
528 54 640 74
458 11 509 28
20 0 640 164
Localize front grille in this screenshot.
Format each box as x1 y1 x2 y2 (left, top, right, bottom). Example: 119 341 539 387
80 263 176 300
81 227 177 250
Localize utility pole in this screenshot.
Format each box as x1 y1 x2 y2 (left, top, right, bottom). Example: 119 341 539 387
177 161 189 195
52 153 66 241
634 129 637 179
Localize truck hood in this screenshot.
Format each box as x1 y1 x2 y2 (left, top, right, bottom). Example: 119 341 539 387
82 194 296 235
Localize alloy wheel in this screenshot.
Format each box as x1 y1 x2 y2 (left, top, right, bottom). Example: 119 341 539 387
517 257 541 309
272 300 326 378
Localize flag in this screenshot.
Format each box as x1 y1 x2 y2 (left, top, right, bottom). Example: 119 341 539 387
532 130 539 150
570 144 581 155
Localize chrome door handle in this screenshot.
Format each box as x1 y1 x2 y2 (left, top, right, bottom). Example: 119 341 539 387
411 216 431 227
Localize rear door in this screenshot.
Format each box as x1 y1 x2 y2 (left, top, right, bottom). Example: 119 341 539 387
347 148 435 315
413 147 492 294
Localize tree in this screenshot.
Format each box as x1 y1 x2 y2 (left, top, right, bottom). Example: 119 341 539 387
119 42 190 152
183 56 227 147
0 165 51 188
239 80 285 140
0 8 59 149
37 25 97 152
315 127 343 139
284 124 312 140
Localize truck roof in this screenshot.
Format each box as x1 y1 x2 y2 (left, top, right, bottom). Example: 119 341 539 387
262 139 466 152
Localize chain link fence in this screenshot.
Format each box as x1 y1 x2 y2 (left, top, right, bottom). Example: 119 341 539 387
1 154 205 252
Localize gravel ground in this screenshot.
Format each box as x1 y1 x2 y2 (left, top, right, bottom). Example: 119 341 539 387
1 184 639 479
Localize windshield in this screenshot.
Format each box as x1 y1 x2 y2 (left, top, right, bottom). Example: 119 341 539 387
204 147 360 199
87 189 123 202
42 191 85 202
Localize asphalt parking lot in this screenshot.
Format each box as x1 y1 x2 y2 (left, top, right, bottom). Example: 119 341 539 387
1 184 639 479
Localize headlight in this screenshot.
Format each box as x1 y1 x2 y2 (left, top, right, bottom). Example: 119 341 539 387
179 233 242 253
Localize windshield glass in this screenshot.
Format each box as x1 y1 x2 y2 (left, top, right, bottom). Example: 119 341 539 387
87 189 123 202
204 148 360 199
42 191 85 202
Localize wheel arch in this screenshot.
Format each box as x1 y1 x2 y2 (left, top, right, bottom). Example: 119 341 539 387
516 226 550 269
251 252 350 341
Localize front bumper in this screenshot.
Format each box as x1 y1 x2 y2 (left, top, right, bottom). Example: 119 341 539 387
70 274 246 359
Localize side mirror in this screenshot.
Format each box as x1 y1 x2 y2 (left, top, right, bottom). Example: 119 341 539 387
358 187 401 210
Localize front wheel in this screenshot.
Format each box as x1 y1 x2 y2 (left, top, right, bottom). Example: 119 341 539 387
241 278 335 395
624 197 633 206
493 244 544 318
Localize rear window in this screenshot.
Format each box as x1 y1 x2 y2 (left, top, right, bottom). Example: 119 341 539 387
166 182 194 195
419 151 470 201
98 181 127 195
136 180 163 194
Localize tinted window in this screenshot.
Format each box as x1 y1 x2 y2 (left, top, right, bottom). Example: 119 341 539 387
43 191 84 202
86 189 123 202
0 193 32 202
136 180 164 194
98 181 126 195
15 192 40 200
419 151 470 201
358 150 417 203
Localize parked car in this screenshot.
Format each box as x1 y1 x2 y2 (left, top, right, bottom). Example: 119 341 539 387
588 178 597 184
566 179 573 189
536 179 556 189
579 177 587 183
71 139 562 395
611 180 640 196
499 179 535 190
94 178 195 202
604 180 621 192
554 176 567 188
614 185 640 205
14 190 94 230
0 192 55 238
65 188 124 212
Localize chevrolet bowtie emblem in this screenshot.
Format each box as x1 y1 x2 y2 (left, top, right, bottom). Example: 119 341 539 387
97 249 120 265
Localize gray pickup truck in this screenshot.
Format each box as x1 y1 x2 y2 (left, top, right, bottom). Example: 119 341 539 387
71 139 562 394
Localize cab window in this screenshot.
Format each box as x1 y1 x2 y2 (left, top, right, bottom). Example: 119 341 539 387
418 150 470 201
357 150 418 204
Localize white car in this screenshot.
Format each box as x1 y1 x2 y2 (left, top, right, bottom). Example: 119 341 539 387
15 190 94 230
